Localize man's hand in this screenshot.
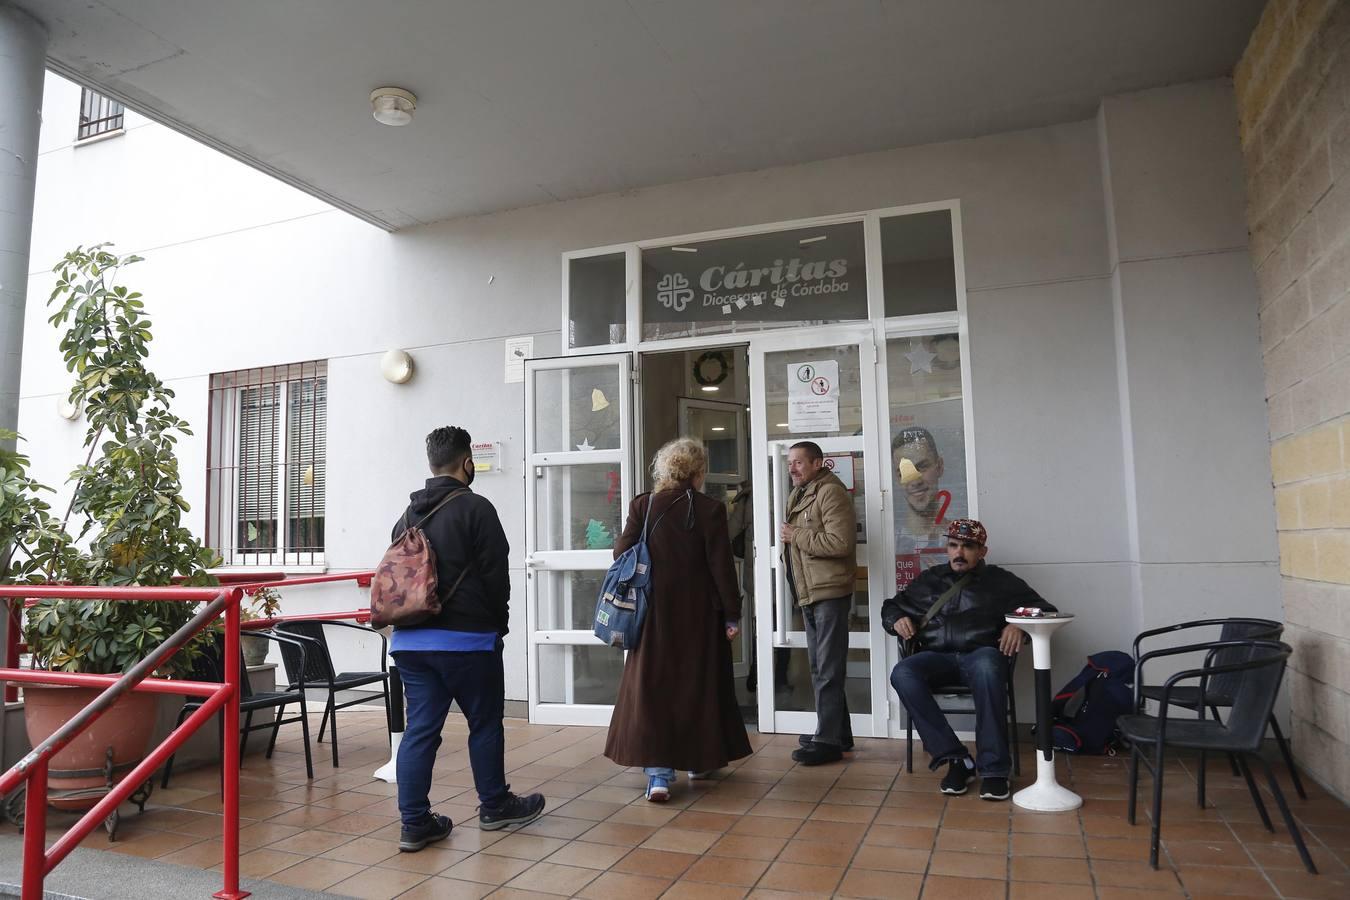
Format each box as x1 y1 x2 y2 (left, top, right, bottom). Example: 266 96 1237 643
999 624 1026 656
779 522 796 544
894 616 917 640
726 623 741 641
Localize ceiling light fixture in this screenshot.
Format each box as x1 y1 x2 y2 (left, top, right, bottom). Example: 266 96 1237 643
381 349 415 383
670 246 698 253
711 426 726 432
799 235 828 245
370 87 417 126
700 385 719 392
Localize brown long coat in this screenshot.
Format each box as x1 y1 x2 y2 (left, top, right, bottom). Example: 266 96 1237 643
603 485 753 772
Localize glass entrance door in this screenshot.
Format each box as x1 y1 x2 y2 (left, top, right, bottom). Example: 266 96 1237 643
524 353 633 726
748 327 890 738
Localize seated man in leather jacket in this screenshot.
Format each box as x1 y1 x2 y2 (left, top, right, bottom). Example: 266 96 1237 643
881 518 1054 801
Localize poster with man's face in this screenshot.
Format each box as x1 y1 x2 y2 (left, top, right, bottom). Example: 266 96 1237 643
891 397 967 590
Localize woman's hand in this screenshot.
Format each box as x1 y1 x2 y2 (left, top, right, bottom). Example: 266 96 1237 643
726 623 741 641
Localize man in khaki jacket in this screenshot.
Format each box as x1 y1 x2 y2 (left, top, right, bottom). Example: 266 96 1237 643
780 441 858 765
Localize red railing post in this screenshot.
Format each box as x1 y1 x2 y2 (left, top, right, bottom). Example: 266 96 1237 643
215 586 249 900
22 758 47 900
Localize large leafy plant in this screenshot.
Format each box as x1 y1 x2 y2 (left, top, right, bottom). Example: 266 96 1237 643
9 246 219 676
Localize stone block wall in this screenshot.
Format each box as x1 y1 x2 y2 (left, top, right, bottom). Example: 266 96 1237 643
1236 0 1350 801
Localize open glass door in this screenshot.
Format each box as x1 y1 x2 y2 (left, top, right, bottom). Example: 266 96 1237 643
524 353 633 726
749 327 889 738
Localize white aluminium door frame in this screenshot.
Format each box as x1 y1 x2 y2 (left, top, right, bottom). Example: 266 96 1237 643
748 324 888 739
524 352 633 726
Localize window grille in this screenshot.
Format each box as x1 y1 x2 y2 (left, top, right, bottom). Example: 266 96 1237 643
77 88 125 141
207 361 327 566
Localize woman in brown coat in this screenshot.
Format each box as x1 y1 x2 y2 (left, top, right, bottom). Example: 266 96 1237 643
603 438 753 801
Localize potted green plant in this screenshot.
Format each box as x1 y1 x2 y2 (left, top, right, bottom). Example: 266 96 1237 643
5 246 221 807
240 587 281 667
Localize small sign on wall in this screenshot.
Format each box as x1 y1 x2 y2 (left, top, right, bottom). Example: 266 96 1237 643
787 360 840 432
472 441 502 473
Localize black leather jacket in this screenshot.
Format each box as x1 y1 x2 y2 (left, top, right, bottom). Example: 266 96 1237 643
881 562 1053 653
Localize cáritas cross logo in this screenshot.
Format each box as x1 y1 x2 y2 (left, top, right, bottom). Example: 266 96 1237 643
656 273 694 311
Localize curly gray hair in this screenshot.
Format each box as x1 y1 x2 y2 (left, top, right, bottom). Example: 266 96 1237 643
651 437 707 491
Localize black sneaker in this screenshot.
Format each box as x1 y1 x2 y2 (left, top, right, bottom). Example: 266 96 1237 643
979 777 1011 801
798 734 855 752
479 792 546 831
940 760 973 795
399 813 452 852
791 742 843 766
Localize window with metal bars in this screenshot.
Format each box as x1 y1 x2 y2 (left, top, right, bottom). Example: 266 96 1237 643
207 361 327 566
77 88 125 141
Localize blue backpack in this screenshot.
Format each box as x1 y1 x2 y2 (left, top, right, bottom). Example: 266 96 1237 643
593 491 688 650
1048 651 1135 754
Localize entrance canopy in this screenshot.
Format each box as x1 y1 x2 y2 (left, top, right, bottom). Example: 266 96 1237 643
21 0 1261 230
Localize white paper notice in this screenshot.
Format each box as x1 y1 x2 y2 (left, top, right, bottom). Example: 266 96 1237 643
504 336 534 384
823 454 855 490
787 360 840 432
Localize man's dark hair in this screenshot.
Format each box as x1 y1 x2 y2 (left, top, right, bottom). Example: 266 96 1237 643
427 426 472 471
891 426 939 456
789 441 824 462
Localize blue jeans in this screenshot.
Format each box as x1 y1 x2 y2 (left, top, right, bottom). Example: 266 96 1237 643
889 646 1011 777
644 766 675 781
394 647 508 826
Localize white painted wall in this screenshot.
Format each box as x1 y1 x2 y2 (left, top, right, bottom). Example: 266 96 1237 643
18 74 1279 714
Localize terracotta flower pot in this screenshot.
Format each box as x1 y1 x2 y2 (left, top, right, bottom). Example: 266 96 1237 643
23 683 158 810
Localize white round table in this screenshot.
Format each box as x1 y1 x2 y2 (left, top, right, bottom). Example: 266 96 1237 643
1006 613 1082 811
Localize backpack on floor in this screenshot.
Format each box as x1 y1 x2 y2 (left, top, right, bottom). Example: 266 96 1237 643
593 490 689 650
1047 651 1135 754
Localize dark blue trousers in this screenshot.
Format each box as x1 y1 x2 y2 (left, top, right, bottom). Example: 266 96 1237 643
889 646 1011 776
394 648 508 826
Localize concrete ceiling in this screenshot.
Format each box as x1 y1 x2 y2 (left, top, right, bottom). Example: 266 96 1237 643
20 0 1265 231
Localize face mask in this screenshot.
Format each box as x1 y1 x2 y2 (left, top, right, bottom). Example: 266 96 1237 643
463 458 475 486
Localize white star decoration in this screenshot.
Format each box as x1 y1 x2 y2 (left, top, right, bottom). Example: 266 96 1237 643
905 344 936 374
576 438 595 451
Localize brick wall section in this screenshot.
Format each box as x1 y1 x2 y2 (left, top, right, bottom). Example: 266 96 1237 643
1235 0 1350 801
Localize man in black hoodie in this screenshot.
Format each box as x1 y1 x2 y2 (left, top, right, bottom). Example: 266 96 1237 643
391 426 544 852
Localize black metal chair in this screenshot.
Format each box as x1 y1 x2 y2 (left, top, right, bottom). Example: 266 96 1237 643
275 620 389 768
1133 617 1305 804
161 630 315 787
899 643 1021 776
1118 639 1315 873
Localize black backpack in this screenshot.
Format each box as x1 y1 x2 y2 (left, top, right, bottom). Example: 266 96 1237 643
1047 651 1134 754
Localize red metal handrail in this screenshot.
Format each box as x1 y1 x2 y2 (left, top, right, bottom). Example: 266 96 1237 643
0 585 247 900
0 571 377 898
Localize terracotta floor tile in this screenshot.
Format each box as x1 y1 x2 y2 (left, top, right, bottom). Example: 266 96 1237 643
795 819 869 844
747 799 816 819
1011 855 1092 884
1163 839 1250 866
927 850 1007 879
640 825 720 854
395 876 495 900
669 809 739 831
1086 835 1153 862
778 838 858 867
918 874 1009 899
319 835 401 865
228 847 310 878
1243 840 1347 872
441 853 536 885
103 829 202 859
442 827 507 853
682 854 771 886
709 832 788 861
757 860 845 894
811 802 880 824
265 827 354 855
542 839 629 870
503 860 602 896
612 847 699 878
1008 881 1096 900
376 845 472 875
863 824 937 849
515 814 596 840
935 827 1008 854
326 865 429 899
941 809 1011 831
575 870 674 900
1090 859 1185 891
849 844 930 873
659 881 750 900
1010 811 1081 834
729 814 802 838
607 805 680 827
875 805 944 827
836 867 922 899
267 856 368 891
578 821 657 847
319 811 397 835
1175 864 1276 896
156 837 226 869
554 798 625 821
1261 866 1350 899
486 832 569 861
1010 831 1086 858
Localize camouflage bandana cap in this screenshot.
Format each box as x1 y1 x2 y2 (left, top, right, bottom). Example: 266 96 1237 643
946 518 988 546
